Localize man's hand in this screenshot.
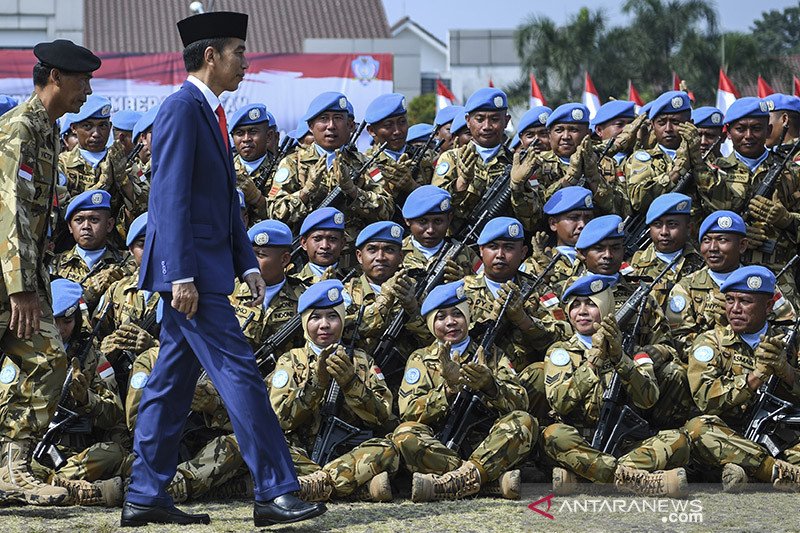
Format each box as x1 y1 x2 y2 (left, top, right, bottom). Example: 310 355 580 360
9 291 42 339
461 348 497 396
316 344 336 388
580 137 601 180
593 316 623 363
326 345 357 387
510 149 537 189
496 282 529 327
116 323 157 353
300 159 327 202
436 341 460 390
749 193 792 229
384 154 417 193
333 158 358 197
613 114 648 154
394 273 419 314
172 281 199 320
85 268 125 299
755 336 792 382
244 271 266 308
455 144 478 190
745 223 768 250
678 122 703 166
191 379 220 414
443 258 462 283
69 358 89 406
707 291 727 325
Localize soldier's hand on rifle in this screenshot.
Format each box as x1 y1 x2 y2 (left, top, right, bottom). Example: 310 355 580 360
580 137 601 181
755 335 792 382
333 157 358 198
191 379 220 414
510 148 537 190
461 347 498 396
529 231 552 266
749 193 792 229
613 114 648 154
596 316 622 363
300 159 327 202
496 282 529 327
436 341 460 390
316 344 336 388
455 144 478 190
116 323 157 353
69 358 89 406
85 268 125 300
394 272 419 314
669 139 691 184
745 223 768 250
443 258 462 283
385 154 417 193
678 122 703 167
326 345 357 387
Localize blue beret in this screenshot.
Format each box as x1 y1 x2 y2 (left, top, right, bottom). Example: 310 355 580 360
724 97 769 125
590 100 635 129
576 214 625 250
65 189 111 220
303 92 350 122
51 278 83 319
365 93 407 124
648 91 692 119
126 212 148 247
645 193 692 224
300 207 345 236
699 210 746 239
692 106 724 128
407 123 434 143
562 274 618 301
237 189 246 209
133 105 159 143
465 88 508 113
288 118 310 140
546 103 590 128
450 108 468 134
60 115 75 136
0 95 18 116
719 265 775 295
248 219 293 247
518 106 553 134
298 279 344 313
421 280 467 316
764 94 800 114
509 133 520 150
402 185 452 219
111 110 142 132
435 105 460 126
639 101 653 116
72 94 112 123
544 186 593 215
356 221 404 248
229 103 274 132
477 216 524 246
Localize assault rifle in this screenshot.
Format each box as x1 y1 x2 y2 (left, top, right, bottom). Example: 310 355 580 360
254 136 294 193
117 299 160 399
311 304 372 465
126 142 144 166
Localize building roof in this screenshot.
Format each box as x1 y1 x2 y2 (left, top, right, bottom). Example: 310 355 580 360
390 16 447 52
85 0 391 54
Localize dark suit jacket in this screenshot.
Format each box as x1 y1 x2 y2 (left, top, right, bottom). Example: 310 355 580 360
139 81 257 294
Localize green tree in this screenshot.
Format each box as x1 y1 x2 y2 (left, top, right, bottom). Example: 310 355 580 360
406 92 436 125
751 2 800 56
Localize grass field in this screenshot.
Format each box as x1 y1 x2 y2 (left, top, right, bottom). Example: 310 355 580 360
2 483 799 533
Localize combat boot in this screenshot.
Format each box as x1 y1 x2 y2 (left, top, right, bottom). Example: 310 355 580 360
479 469 520 500
0 440 67 505
166 471 189 503
721 463 748 493
351 472 392 502
411 461 482 502
552 467 578 496
202 475 254 501
298 470 334 502
772 460 800 492
614 465 688 498
51 476 123 507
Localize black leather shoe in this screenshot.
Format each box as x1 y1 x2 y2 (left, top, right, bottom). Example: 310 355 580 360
120 501 211 527
253 493 327 527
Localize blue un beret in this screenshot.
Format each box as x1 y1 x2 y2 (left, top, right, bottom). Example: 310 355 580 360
356 221 404 248
51 278 83 319
518 106 553 134
639 101 653 116
407 123 434 143
562 274 618 301
402 185 452 219
133 105 160 143
126 212 148 247
699 210 746 240
646 193 692 225
111 110 143 132
724 97 769 125
248 219 293 247
0 95 17 117
421 280 467 316
719 265 775 295
65 189 111 220
764 94 800 114
509 133 521 150
303 92 350 123
365 93 407 124
477 216 524 246
648 91 692 119
288 118 310 141
298 279 344 313
60 115 75 136
300 207 345 236
691 106 724 128
450 108 468 134
229 103 275 132
72 94 112 123
546 103 590 128
435 105 460 127
576 214 625 250
465 88 508 113
590 100 636 129
544 186 594 215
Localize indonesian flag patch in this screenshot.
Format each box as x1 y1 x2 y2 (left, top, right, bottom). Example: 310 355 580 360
773 291 786 310
528 175 539 188
368 168 383 182
540 292 559 308
78 297 88 312
373 366 385 381
97 361 115 379
619 262 635 276
473 260 484 275
18 163 33 181
633 353 653 366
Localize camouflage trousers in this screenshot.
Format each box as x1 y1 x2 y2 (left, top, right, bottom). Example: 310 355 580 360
542 423 690 484
173 434 246 499
647 361 698 429
392 411 537 483
0 292 66 442
518 362 550 421
289 438 399 497
684 415 800 482
31 441 130 482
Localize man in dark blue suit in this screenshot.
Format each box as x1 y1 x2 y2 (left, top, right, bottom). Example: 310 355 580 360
121 12 326 527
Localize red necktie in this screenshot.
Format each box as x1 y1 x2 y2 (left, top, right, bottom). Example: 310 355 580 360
214 105 229 152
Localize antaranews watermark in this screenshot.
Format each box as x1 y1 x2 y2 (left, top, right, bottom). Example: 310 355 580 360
529 493 703 523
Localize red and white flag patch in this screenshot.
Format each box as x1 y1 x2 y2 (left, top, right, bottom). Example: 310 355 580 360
633 353 653 366
368 168 383 182
620 262 635 276
97 361 115 379
373 366 384 381
540 292 559 308
473 259 484 275
18 163 33 181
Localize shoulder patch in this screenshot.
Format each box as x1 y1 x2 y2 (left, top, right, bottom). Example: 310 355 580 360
634 151 651 162
549 348 571 367
404 367 421 385
271 369 290 389
274 167 290 183
130 371 149 390
0 365 17 384
435 161 450 176
692 345 714 363
669 295 686 313
342 289 353 308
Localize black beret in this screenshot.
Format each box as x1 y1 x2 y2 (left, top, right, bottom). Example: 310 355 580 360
177 12 248 48
33 39 101 73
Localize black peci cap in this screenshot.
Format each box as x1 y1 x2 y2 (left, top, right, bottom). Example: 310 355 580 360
177 11 248 48
33 39 101 73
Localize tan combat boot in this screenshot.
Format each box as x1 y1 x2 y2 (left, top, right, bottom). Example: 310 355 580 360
479 469 520 500
166 471 189 503
721 463 748 493
202 475 254 501
51 476 123 507
298 470 334 502
0 440 67 505
552 467 579 496
411 461 482 502
614 465 688 498
772 460 800 492
351 471 392 502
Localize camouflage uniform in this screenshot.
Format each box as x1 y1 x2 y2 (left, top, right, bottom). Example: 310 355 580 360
363 144 433 201
541 336 690 483
51 245 132 312
233 153 272 222
536 150 620 213
401 235 479 277
391 340 536 482
630 243 705 309
520 250 580 322
296 262 350 286
685 324 800 479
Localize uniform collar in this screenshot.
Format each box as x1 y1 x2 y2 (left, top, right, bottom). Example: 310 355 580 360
410 237 443 259
313 143 337 169
655 249 683 271
658 144 677 160
242 153 268 175
472 141 501 163
708 266 740 287
384 146 406 161
308 261 337 278
739 323 768 350
78 148 107 168
262 278 287 309
577 333 593 349
449 336 472 358
555 245 578 265
733 149 769 173
76 245 107 270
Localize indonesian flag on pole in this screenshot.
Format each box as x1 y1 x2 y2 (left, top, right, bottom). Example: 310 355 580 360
716 69 740 114
757 75 775 98
530 72 547 107
672 71 682 91
794 76 800 97
488 77 495 88
435 79 457 110
582 71 601 119
628 80 644 109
